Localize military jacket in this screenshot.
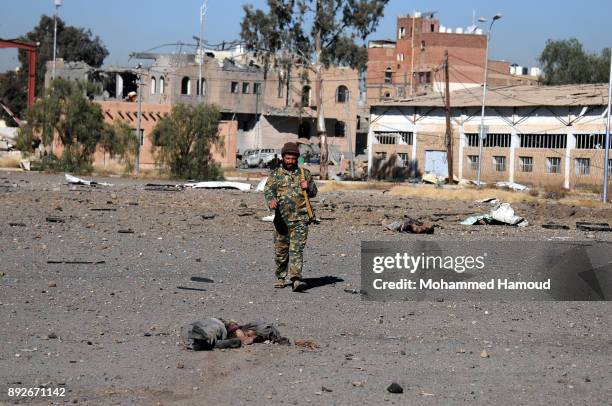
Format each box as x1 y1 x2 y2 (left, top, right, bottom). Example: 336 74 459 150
264 165 317 223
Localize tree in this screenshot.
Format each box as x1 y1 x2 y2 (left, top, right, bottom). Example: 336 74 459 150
152 104 223 180
240 0 389 179
0 70 27 125
538 39 610 85
15 78 119 173
1 15 109 121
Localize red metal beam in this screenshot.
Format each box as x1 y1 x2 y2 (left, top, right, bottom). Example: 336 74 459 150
0 39 38 107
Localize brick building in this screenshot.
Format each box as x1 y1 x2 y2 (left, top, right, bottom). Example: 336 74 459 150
366 11 535 104
368 84 612 189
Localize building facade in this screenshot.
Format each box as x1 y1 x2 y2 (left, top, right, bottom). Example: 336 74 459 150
368 84 612 189
366 11 536 104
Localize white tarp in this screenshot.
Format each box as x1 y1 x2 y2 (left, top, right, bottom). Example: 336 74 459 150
255 177 267 192
65 173 113 186
184 181 252 192
490 203 529 227
495 181 529 191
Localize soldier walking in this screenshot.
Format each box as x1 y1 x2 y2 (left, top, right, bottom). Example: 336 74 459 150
264 142 317 292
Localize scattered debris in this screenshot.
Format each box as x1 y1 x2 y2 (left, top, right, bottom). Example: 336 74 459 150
47 260 105 265
576 222 612 232
352 381 364 387
117 229 134 234
237 209 256 217
47 281 57 288
422 173 444 184
45 216 65 223
461 203 528 227
294 339 320 349
9 222 26 227
65 173 112 186
343 288 362 295
184 181 252 192
261 214 275 222
144 183 184 192
201 214 216 220
383 217 435 234
190 276 214 283
176 286 207 292
480 349 490 358
387 382 404 394
476 197 499 205
495 181 528 191
90 208 117 212
542 224 570 230
255 177 267 192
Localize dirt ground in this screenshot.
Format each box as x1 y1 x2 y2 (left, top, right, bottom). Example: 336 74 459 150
1 171 612 405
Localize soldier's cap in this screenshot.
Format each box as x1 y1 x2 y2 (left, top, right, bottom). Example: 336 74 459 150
281 142 300 157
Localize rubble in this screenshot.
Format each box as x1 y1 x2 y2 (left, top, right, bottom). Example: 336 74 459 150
576 222 612 232
65 173 112 187
184 181 252 192
387 383 404 394
461 203 528 227
495 181 529 191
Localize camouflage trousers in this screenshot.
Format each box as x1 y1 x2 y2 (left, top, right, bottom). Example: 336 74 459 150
274 220 309 280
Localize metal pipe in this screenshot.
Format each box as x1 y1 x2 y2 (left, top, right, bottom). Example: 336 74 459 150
603 50 612 202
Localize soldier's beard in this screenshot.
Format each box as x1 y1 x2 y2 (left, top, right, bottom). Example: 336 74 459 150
283 162 296 171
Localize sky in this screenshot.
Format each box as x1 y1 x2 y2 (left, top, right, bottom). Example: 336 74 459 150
1 0 611 73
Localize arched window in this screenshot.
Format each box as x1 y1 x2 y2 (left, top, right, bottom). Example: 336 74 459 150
336 85 348 103
384 68 392 84
196 78 206 96
334 121 346 137
301 85 311 107
150 77 157 95
159 76 165 95
181 77 191 95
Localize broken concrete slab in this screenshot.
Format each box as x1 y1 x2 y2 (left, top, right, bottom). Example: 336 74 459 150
542 224 570 230
184 181 252 192
65 173 112 187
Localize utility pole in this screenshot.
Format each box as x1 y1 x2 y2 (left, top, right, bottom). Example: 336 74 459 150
444 50 453 183
344 89 355 179
603 50 611 203
315 0 328 180
135 67 142 175
52 0 63 81
409 13 415 95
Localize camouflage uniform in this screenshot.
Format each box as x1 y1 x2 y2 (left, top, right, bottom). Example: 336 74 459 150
264 165 317 280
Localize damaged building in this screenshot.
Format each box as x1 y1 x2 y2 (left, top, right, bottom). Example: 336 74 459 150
368 84 612 189
46 48 363 170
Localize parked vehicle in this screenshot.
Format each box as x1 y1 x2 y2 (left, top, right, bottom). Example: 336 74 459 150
240 148 280 168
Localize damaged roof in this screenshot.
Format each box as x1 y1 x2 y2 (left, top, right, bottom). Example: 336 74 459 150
372 84 610 108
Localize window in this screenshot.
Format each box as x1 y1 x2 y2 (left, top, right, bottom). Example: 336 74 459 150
467 155 479 170
546 157 561 174
376 152 387 160
519 156 533 172
181 77 191 95
150 77 156 95
430 24 435 32
383 91 391 98
298 121 311 139
373 131 413 145
254 82 262 95
493 156 506 172
466 133 511 148
195 78 206 96
575 133 611 149
399 27 405 39
231 81 239 94
242 82 250 94
384 68 392 84
132 128 144 146
334 121 345 137
397 153 409 164
420 40 426 51
575 158 590 175
159 76 165 95
336 85 348 103
396 53 404 62
301 85 311 107
520 134 566 149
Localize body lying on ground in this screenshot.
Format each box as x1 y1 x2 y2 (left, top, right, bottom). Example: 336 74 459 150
182 318 289 350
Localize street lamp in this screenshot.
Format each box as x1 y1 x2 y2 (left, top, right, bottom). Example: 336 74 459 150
52 0 63 81
476 13 502 187
198 0 208 104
